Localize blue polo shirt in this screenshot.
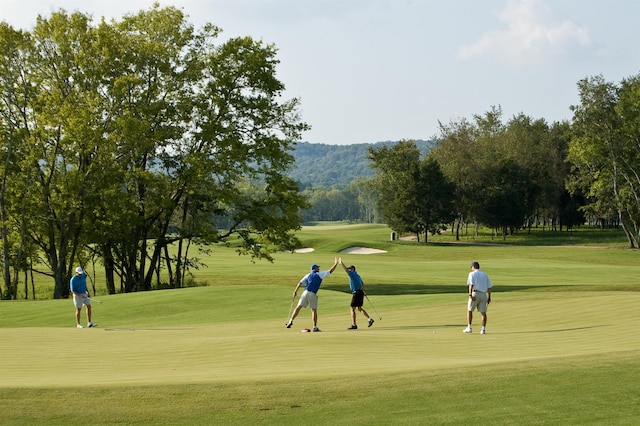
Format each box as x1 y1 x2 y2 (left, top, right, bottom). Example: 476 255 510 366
70 274 87 294
347 270 364 292
300 270 332 293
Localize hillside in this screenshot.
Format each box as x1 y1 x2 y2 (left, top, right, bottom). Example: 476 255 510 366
289 140 432 187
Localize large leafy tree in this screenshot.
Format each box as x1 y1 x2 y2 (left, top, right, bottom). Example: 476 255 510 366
5 12 110 299
368 140 455 242
569 74 640 247
0 24 37 299
430 118 478 239
474 159 530 239
0 6 309 298
368 140 422 237
413 156 456 241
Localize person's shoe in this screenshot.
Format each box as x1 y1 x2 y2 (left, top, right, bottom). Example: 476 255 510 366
88 322 97 328
76 324 84 329
480 328 486 334
368 318 374 327
285 320 293 328
348 325 358 330
312 326 320 332
463 327 472 333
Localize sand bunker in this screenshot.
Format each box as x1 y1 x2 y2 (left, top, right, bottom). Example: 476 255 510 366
285 247 386 255
284 247 315 253
340 246 387 255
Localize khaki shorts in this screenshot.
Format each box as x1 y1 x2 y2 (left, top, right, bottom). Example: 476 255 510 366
298 290 318 310
467 290 488 313
73 293 91 309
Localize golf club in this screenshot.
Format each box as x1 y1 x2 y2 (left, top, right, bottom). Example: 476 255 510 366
364 292 381 320
286 294 295 323
89 297 103 304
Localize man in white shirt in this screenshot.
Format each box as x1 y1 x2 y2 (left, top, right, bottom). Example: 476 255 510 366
463 261 492 334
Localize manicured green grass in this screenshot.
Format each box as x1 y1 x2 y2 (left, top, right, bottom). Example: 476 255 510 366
1 223 639 425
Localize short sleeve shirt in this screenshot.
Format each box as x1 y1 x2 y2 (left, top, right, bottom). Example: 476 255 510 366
467 270 492 293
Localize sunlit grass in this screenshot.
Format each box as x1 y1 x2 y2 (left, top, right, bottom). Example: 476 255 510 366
1 223 638 424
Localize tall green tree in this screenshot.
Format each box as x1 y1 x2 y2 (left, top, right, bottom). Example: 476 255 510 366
568 74 640 247
413 156 456 241
474 159 530 239
368 140 422 237
6 11 111 299
430 118 478 239
368 140 455 241
0 24 35 299
0 5 310 297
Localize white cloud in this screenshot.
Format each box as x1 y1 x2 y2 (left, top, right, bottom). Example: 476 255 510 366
457 0 591 66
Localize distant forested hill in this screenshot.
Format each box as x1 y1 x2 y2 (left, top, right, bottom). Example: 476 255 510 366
289 140 432 188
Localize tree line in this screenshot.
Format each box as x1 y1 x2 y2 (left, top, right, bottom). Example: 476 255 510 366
303 74 640 249
0 6 309 299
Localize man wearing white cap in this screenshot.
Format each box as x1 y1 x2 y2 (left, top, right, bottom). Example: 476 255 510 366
70 267 97 328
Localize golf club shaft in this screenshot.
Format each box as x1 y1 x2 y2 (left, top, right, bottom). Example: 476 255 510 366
364 292 381 320
287 294 295 320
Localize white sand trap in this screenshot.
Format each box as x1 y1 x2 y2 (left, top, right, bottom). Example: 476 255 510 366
340 246 387 255
286 247 314 253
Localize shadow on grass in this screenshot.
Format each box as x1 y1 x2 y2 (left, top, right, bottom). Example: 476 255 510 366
322 284 574 296
378 324 462 330
375 324 608 332
504 325 608 334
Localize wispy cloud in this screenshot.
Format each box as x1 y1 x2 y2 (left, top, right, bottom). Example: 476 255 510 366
458 0 591 66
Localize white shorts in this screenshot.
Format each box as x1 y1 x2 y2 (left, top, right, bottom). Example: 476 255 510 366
468 291 488 313
298 290 318 310
73 293 91 309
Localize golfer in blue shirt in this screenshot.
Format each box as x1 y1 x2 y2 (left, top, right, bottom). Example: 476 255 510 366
286 258 338 332
339 258 374 329
70 267 97 329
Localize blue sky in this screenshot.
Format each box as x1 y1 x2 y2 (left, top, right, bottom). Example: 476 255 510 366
2 0 639 145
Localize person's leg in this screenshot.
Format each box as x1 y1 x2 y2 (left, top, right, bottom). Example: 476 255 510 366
75 307 82 326
290 305 302 320
311 308 317 326
358 306 370 319
467 310 473 326
481 312 487 327
86 304 92 323
350 307 356 325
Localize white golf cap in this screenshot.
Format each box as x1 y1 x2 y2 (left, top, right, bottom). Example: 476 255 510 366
75 267 83 274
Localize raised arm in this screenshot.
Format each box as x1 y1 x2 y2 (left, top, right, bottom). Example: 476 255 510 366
329 257 339 274
339 257 349 273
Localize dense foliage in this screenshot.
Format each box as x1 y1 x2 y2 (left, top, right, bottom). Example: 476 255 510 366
0 6 309 299
568 74 640 248
367 141 455 242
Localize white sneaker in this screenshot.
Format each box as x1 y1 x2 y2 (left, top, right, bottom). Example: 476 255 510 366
480 329 486 334
88 322 97 328
463 327 472 333
77 324 84 329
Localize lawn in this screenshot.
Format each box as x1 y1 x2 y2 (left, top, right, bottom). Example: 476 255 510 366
1 223 639 425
